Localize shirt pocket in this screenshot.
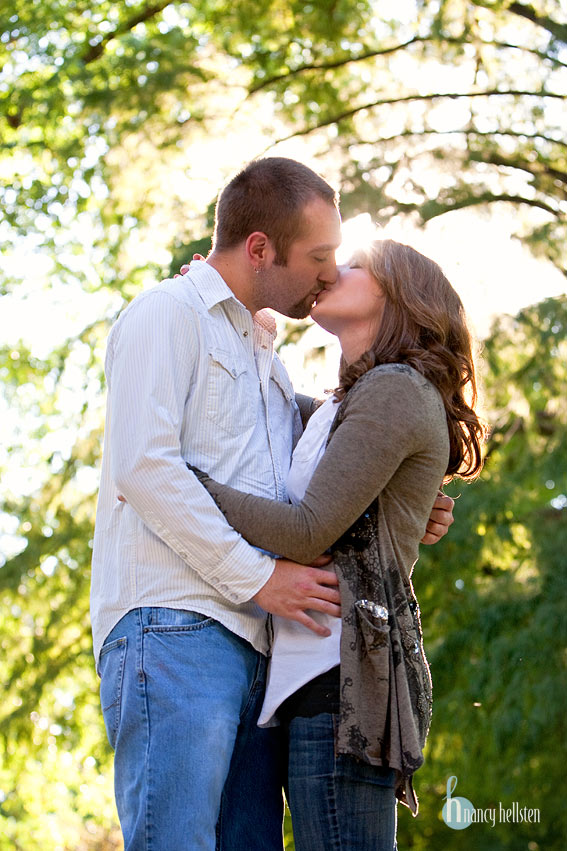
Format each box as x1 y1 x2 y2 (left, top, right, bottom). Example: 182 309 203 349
206 347 256 435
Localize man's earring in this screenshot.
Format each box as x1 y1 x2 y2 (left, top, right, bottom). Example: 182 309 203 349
255 266 264 275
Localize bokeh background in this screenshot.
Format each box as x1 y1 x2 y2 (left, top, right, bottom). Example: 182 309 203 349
1 1 566 848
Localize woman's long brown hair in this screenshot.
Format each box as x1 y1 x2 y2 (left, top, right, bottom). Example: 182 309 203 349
335 239 486 481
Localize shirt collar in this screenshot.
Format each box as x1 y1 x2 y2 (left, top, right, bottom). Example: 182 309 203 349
187 260 277 341
186 259 237 311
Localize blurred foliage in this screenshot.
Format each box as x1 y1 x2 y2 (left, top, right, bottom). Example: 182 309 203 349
0 0 565 286
1 0 566 847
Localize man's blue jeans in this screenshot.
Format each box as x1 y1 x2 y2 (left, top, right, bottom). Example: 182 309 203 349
99 607 284 850
285 713 398 851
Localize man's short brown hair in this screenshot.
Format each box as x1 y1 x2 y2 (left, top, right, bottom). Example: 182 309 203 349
213 157 339 264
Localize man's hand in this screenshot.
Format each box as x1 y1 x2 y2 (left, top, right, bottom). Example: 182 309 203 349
421 491 455 545
253 556 340 637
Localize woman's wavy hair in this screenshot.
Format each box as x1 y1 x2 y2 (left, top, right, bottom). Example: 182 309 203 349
335 239 486 481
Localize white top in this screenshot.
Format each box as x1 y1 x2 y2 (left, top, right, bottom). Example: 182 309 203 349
90 260 302 667
258 394 342 727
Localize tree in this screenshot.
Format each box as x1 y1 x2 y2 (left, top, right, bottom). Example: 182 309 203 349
245 0 566 275
1 0 565 286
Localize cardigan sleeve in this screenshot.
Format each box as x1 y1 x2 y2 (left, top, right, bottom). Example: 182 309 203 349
192 370 441 563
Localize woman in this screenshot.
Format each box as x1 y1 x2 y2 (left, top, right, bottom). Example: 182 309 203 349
190 239 485 850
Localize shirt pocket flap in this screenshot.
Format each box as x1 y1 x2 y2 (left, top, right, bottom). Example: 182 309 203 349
209 347 248 379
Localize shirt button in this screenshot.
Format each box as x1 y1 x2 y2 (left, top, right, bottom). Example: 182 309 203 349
243 330 249 337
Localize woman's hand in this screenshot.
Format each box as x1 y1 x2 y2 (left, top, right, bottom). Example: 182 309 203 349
174 254 206 277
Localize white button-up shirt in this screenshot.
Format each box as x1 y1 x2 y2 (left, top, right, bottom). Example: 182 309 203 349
90 261 302 666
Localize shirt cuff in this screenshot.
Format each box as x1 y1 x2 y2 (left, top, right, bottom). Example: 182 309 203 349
205 536 275 604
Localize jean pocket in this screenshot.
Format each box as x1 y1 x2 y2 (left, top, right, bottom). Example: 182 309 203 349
336 753 397 788
99 636 127 750
144 608 216 633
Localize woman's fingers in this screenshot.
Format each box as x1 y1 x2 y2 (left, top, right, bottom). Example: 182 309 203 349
174 256 204 277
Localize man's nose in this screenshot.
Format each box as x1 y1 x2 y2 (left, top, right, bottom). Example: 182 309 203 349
319 259 338 285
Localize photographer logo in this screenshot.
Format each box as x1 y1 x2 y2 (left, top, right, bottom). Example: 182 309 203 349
442 776 540 830
442 776 475 829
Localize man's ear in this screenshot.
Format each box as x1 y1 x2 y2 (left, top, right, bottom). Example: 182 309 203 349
245 232 275 270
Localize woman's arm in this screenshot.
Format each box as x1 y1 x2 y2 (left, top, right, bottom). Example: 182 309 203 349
192 370 442 563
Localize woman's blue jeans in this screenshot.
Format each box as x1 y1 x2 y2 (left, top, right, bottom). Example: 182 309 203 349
285 713 398 851
99 607 285 851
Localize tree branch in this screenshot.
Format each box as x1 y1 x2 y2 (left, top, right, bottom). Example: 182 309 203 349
248 34 566 96
248 36 425 94
418 193 560 220
273 89 566 143
508 2 567 45
355 127 567 151
469 151 567 187
81 1 172 64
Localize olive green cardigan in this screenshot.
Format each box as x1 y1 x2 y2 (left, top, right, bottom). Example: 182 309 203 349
193 363 450 813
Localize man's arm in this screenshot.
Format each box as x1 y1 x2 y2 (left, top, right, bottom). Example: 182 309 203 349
108 290 275 604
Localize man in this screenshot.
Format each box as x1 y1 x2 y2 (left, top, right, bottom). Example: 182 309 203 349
91 157 453 850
